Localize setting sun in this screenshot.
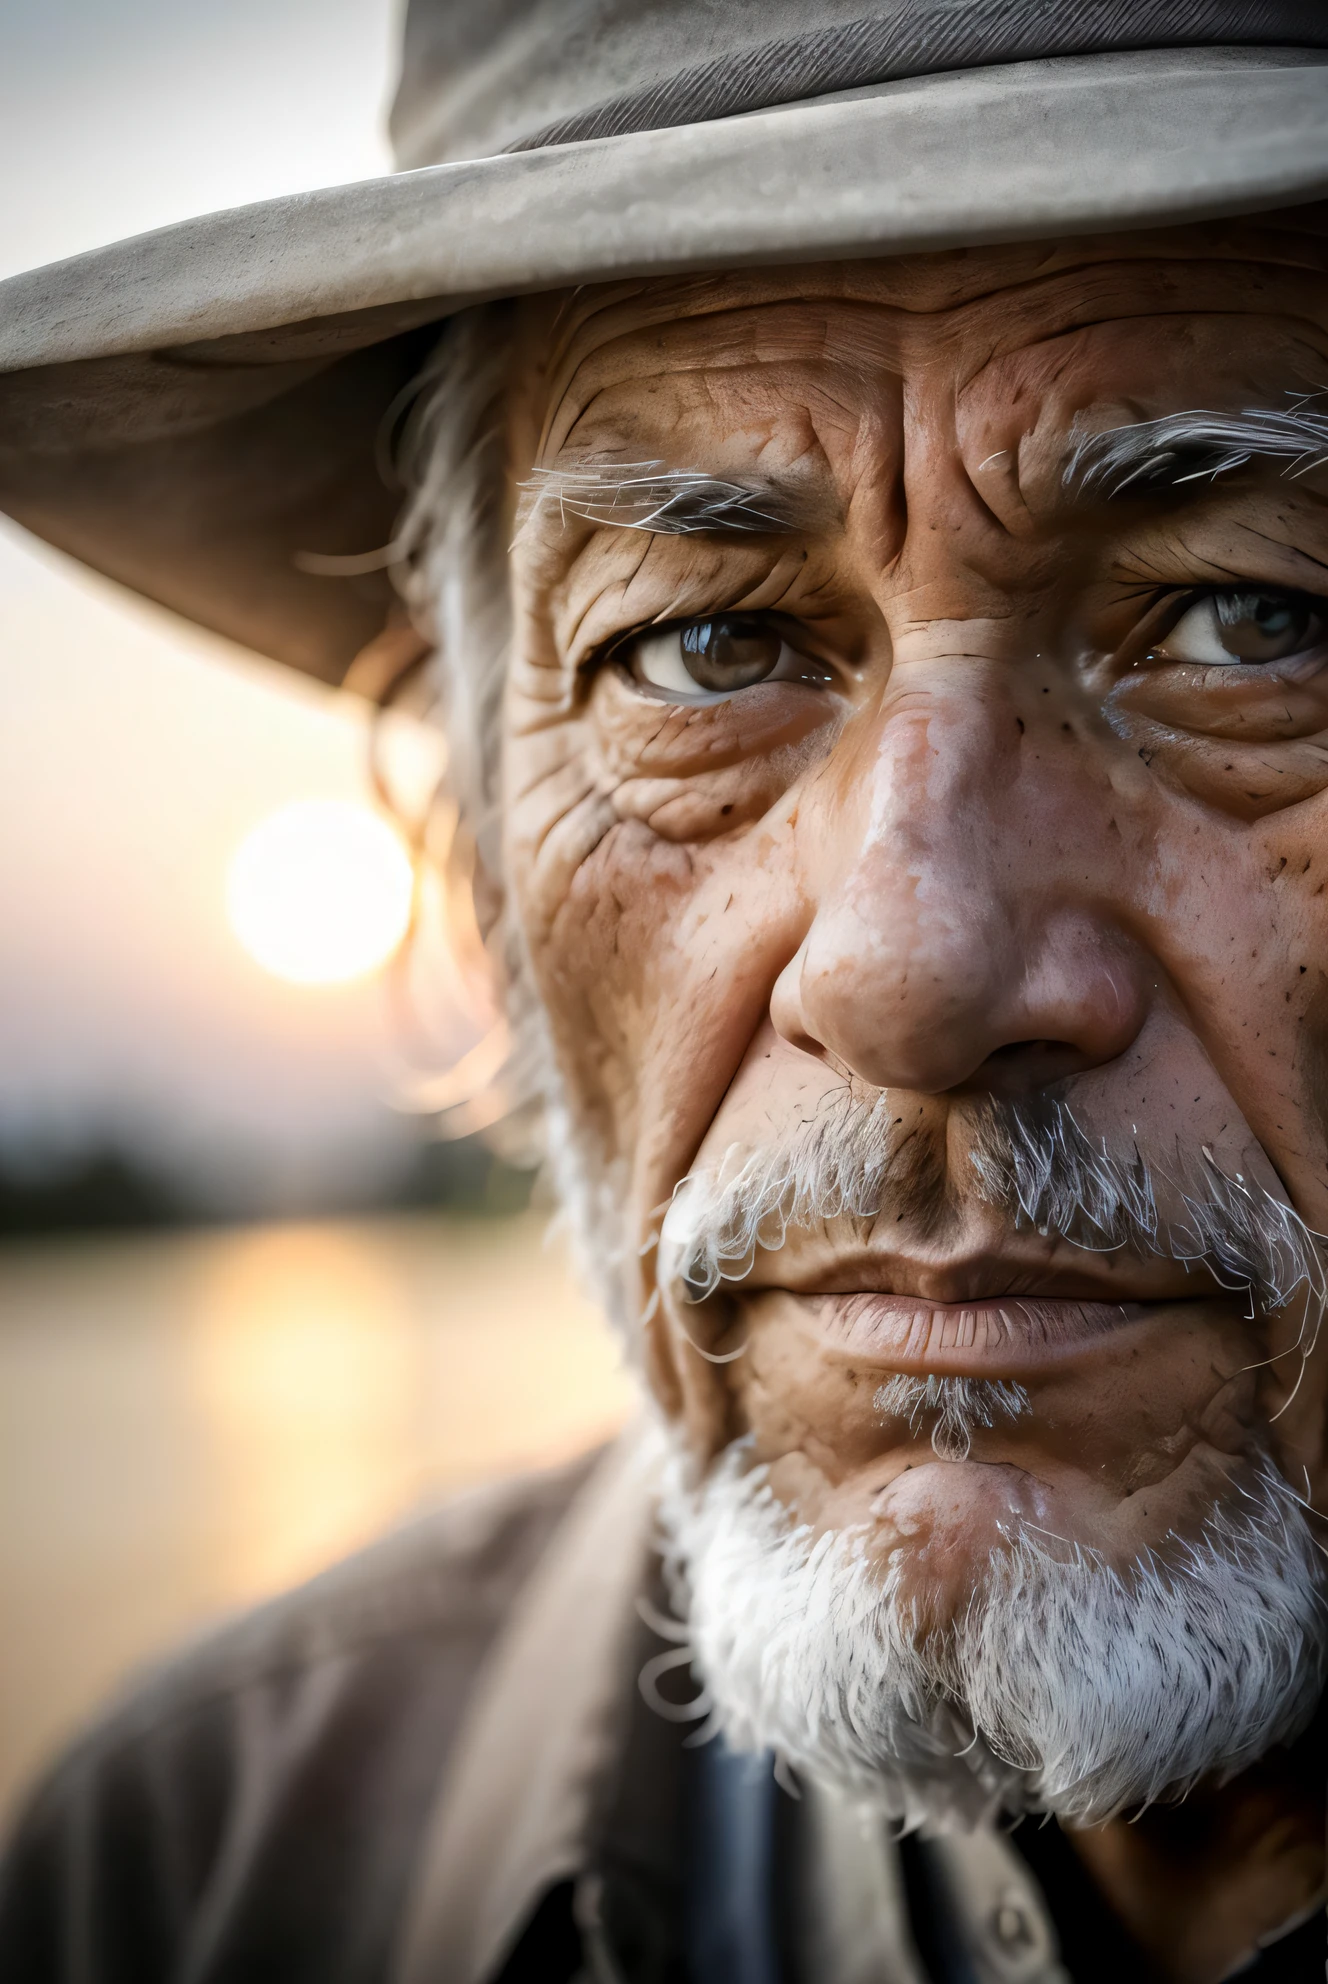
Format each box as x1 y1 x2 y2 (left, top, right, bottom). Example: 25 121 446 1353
226 800 414 986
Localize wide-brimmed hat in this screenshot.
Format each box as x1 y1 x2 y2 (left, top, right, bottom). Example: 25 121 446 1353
2 1 1327 690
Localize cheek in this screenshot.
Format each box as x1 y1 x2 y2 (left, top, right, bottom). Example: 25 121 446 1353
1112 703 1328 821
1300 969 1328 1161
1136 799 1328 1203
610 752 818 841
729 1302 890 1479
591 672 848 839
521 816 700 1071
511 776 810 1158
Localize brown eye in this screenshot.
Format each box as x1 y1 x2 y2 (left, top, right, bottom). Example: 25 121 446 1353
678 617 783 691
628 616 833 700
1155 590 1326 666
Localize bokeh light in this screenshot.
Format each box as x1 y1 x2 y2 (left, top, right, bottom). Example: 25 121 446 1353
226 799 414 985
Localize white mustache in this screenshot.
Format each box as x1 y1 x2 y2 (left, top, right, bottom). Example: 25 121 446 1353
974 1100 1324 1324
658 1092 1326 1350
658 1086 902 1297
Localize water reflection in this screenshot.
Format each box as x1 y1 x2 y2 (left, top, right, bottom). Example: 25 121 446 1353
0 1213 632 1818
186 1224 424 1597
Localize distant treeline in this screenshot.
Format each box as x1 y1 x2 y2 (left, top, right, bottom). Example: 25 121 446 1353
0 1136 534 1241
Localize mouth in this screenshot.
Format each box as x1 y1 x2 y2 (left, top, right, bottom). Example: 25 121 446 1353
812 1291 1163 1377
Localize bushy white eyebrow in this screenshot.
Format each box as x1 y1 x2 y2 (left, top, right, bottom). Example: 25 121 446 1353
1065 399 1328 499
518 459 793 535
521 410 1328 542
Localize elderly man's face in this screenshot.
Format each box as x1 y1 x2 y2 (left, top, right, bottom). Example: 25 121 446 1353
501 221 1328 1817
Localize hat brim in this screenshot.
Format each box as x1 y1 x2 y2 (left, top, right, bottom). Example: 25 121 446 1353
2 46 1327 687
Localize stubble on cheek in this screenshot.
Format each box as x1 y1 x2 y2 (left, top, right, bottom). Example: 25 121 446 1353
520 802 700 1129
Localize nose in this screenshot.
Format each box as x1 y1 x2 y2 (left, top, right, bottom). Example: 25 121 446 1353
769 686 1148 1097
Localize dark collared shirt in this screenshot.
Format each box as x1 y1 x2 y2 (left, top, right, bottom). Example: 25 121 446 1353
0 1432 1322 1983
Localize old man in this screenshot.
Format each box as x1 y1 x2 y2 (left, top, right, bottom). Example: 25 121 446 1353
3 5 1328 1981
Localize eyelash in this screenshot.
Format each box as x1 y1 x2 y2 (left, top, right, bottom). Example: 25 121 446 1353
595 613 802 684
598 609 759 663
1140 582 1328 663
589 581 1328 704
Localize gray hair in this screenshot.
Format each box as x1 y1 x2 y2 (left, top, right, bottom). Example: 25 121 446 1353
391 306 559 1155
872 1373 1031 1463
394 307 514 878
518 460 793 535
1065 396 1328 498
663 1438 1326 1828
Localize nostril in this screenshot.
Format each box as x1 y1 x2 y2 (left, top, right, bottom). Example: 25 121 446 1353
976 1039 1095 1095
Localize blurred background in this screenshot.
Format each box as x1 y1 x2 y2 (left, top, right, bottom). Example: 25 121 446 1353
0 0 632 1820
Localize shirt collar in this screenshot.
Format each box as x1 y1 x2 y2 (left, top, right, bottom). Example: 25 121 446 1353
392 1419 1087 1984
395 1424 670 1984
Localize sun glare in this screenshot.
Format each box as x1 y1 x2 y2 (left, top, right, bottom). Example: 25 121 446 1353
226 800 414 986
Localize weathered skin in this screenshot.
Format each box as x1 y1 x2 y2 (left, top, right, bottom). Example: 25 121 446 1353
501 217 1328 1981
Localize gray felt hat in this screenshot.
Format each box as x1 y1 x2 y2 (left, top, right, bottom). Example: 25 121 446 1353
2 0 1328 688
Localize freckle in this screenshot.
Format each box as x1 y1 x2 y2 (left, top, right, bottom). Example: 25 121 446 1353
1061 722 1071 734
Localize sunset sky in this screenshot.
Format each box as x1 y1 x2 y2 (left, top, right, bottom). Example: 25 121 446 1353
0 0 470 1206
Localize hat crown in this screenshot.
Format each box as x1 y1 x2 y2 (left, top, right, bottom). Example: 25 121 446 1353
390 0 1328 168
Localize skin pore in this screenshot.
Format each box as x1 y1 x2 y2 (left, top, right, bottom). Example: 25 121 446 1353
499 215 1328 1982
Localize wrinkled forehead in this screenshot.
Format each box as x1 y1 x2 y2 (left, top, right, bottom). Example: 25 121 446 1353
512 218 1328 483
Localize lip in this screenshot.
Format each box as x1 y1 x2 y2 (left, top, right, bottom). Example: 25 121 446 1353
813 1291 1157 1376
743 1235 1204 1307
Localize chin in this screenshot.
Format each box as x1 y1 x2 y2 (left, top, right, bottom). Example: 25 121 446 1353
854 1436 1259 1639
660 1438 1328 1830
860 1454 1054 1633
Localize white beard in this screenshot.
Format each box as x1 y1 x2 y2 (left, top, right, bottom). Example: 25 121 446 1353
660 1443 1328 1829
